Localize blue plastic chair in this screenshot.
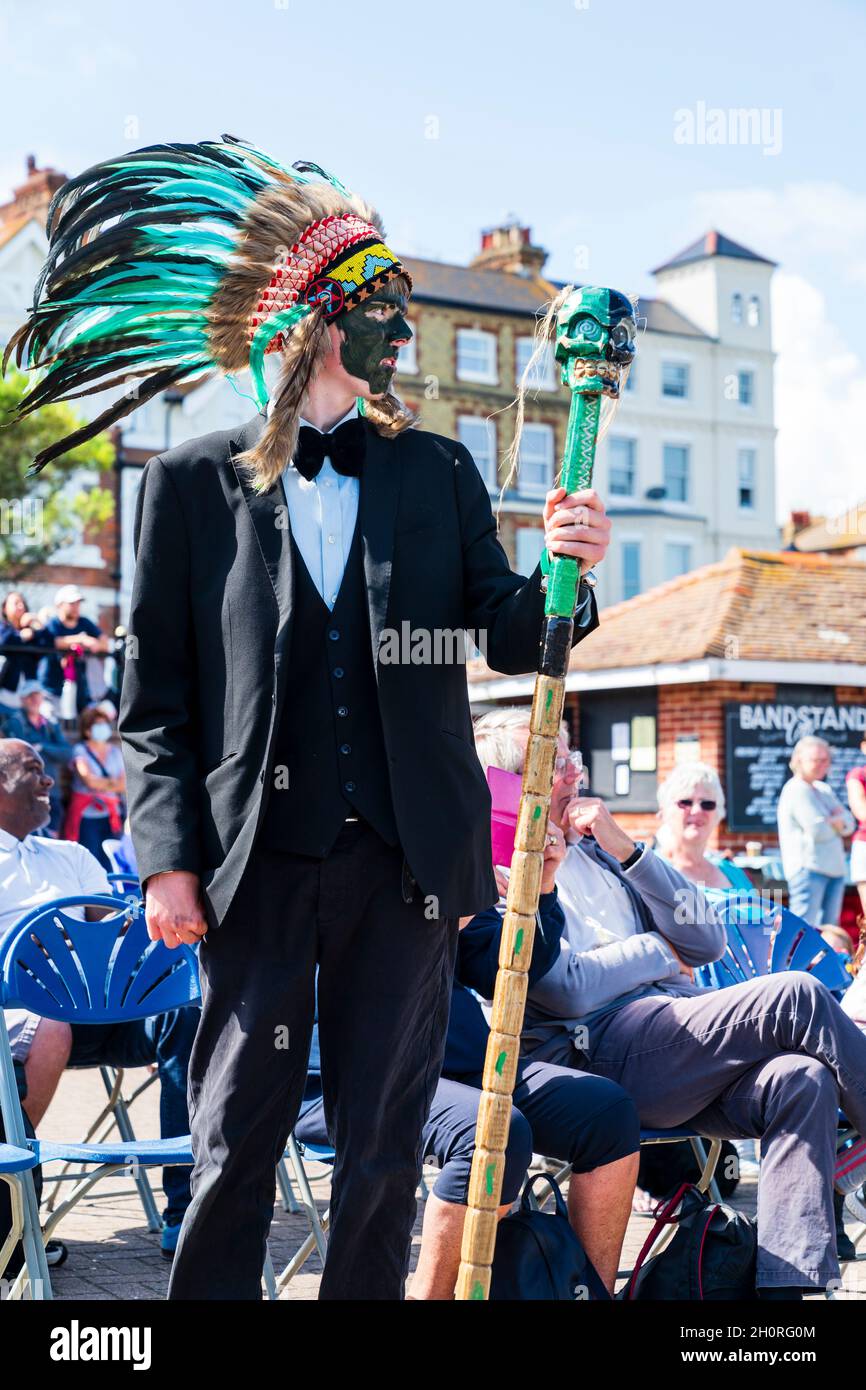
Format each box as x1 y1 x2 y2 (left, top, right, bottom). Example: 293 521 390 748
0 894 199 1285
52 873 165 1227
107 872 142 901
0 1142 46 1299
704 899 852 996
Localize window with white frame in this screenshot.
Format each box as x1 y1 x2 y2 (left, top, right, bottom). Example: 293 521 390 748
747 295 761 327
397 325 418 374
608 437 636 497
515 337 557 390
731 292 743 324
662 444 690 503
664 541 692 580
624 361 636 392
661 361 689 399
518 423 555 495
737 448 757 510
457 415 497 489
516 527 546 578
456 328 498 384
622 540 641 600
737 369 755 406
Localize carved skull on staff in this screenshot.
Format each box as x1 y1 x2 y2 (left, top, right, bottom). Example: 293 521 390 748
554 286 637 397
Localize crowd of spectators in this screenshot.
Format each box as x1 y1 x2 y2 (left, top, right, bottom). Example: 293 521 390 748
0 586 127 870
2 666 866 1296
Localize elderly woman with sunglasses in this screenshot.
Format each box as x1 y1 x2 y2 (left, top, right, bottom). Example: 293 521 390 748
655 762 753 900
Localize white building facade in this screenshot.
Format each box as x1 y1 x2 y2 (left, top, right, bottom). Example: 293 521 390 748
588 232 779 608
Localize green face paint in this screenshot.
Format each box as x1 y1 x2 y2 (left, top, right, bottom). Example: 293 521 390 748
336 286 411 395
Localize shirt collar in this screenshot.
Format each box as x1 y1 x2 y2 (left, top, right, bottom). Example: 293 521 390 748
297 401 359 433
266 398 359 431
0 826 36 854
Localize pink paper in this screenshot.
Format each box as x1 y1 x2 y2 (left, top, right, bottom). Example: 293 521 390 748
487 764 522 866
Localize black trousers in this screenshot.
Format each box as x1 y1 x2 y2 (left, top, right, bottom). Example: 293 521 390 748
167 821 458 1300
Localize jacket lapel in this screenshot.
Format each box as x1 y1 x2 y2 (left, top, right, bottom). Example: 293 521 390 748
358 422 402 680
229 412 402 672
230 413 294 648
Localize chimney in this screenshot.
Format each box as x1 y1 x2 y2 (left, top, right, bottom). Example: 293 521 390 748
0 155 67 230
469 221 548 278
782 510 814 547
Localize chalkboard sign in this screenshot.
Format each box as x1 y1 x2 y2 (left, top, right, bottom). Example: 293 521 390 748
725 699 866 832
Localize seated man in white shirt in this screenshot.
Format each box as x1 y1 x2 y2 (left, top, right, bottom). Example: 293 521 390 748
473 708 866 1300
0 739 198 1261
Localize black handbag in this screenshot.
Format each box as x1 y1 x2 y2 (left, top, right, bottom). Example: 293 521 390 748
623 1182 757 1300
489 1173 610 1301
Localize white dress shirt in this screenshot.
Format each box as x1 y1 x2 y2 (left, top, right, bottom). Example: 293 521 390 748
0 827 111 943
275 401 361 610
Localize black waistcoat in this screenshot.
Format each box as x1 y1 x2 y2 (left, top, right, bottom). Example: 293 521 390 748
257 516 399 857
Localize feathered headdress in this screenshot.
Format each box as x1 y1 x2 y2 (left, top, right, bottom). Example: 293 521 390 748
4 136 413 481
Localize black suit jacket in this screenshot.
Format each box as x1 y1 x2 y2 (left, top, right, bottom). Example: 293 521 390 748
118 414 599 926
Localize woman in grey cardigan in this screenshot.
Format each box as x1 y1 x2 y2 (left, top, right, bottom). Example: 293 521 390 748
777 736 855 926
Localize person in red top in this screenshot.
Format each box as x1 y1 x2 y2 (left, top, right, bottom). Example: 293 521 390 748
846 738 866 917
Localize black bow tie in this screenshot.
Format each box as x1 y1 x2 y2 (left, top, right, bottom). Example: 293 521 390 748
293 417 365 482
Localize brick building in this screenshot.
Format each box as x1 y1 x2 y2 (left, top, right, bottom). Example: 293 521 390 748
468 548 866 853
399 225 781 608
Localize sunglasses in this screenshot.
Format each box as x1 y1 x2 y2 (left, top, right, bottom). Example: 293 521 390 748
676 797 717 812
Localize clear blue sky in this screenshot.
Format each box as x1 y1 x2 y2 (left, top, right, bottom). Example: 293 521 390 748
3 0 864 517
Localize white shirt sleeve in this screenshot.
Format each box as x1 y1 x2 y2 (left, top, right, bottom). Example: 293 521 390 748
72 842 112 897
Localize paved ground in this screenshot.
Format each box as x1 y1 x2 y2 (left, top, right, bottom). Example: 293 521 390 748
32 1065 866 1300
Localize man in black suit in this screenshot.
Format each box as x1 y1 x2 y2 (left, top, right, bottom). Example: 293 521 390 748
8 137 611 1298
118 262 610 1303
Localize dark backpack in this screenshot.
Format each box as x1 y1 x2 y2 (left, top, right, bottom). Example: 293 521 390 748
623 1182 756 1301
490 1173 610 1301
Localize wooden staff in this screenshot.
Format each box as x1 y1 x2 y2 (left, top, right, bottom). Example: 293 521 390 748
455 286 637 1301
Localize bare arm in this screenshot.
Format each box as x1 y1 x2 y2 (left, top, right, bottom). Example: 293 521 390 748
848 776 866 825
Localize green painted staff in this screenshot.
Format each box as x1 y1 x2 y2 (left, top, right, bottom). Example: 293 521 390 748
455 286 637 1302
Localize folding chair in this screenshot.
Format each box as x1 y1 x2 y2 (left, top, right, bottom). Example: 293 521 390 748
0 893 198 1292
712 899 851 996
107 872 142 901
40 873 163 1229
0 1143 49 1300
530 1128 724 1221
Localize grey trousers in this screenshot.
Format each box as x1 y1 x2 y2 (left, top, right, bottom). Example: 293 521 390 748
552 973 866 1289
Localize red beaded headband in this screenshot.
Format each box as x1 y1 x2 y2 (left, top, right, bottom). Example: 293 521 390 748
248 212 409 351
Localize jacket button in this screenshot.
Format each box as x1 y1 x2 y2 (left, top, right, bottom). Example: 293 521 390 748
344 780 356 793
340 743 351 755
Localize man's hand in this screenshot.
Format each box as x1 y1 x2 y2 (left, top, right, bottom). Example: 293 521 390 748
543 487 610 568
488 820 567 902
661 938 694 981
540 820 567 894
566 796 636 863
144 870 208 949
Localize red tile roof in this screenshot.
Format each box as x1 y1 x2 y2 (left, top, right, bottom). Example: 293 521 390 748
467 548 866 683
